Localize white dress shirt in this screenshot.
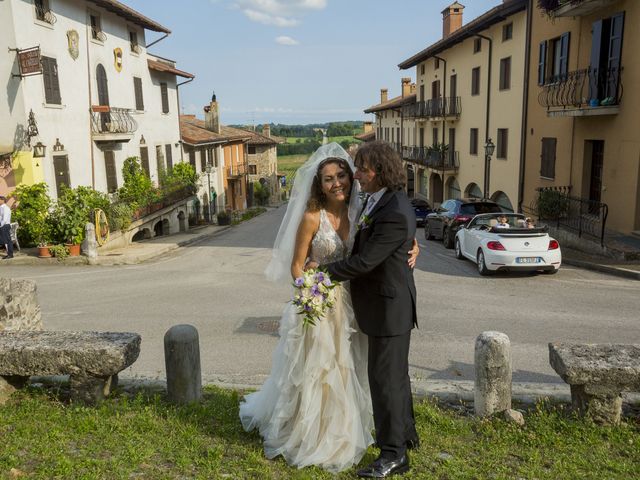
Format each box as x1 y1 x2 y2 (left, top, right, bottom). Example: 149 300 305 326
0 203 11 227
360 187 387 222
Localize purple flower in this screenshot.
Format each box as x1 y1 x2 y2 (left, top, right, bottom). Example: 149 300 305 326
323 278 333 287
311 285 322 297
314 271 325 283
303 304 312 312
294 277 304 287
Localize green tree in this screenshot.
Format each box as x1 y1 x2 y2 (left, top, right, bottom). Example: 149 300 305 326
118 156 155 209
9 182 52 247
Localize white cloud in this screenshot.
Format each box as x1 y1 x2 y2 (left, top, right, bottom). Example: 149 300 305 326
234 0 327 26
275 35 299 46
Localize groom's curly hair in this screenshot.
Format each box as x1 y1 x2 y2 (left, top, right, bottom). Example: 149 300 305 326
354 141 406 191
307 157 354 211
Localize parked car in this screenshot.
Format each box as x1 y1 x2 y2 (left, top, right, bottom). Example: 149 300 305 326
425 198 503 249
411 198 433 227
454 213 561 275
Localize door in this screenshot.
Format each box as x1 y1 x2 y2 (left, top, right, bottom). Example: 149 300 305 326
589 140 604 204
406 166 415 198
449 74 457 115
53 155 70 197
448 128 456 167
96 64 110 131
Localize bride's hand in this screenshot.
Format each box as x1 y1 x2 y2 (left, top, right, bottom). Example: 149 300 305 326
408 238 420 269
305 261 319 271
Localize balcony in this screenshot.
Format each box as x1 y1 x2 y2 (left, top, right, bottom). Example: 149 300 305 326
551 0 618 17
538 67 622 117
402 97 462 121
402 147 459 172
90 106 137 143
226 164 247 178
35 5 57 24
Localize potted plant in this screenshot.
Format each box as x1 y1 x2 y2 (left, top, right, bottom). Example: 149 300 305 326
52 189 88 256
216 210 231 226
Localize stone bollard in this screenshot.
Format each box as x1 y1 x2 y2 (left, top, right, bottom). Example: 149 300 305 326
474 331 512 416
82 222 98 259
164 325 202 404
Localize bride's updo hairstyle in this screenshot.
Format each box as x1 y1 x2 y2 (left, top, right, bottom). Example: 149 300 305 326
306 157 354 211
354 141 406 191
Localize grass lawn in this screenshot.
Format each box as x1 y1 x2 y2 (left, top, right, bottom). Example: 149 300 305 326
284 136 318 144
278 153 310 190
328 135 362 144
0 386 638 479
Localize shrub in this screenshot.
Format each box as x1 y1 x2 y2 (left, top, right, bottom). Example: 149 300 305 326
108 202 135 232
49 244 69 261
9 183 52 247
253 182 270 206
118 157 155 210
160 163 198 195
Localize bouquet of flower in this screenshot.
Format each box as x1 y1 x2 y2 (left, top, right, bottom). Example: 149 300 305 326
292 268 339 328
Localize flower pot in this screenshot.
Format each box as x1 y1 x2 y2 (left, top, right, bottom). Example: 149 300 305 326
65 243 81 256
38 245 52 258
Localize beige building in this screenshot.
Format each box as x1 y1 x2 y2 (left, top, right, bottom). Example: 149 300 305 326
364 78 416 194
398 0 528 210
523 0 640 235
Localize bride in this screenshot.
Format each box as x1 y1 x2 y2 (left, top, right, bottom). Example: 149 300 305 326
239 143 417 473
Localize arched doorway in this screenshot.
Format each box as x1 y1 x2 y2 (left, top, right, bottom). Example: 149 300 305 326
465 182 483 199
430 173 443 205
491 191 514 212
446 177 461 200
406 165 415 198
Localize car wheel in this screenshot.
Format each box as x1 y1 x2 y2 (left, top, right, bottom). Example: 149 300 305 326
455 239 464 260
477 250 491 276
443 228 454 249
425 223 434 240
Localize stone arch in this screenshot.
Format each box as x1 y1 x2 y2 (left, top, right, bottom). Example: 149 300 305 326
154 221 164 237
429 173 443 205
491 191 514 212
465 182 483 199
162 218 170 235
445 177 461 200
131 228 151 242
178 210 186 232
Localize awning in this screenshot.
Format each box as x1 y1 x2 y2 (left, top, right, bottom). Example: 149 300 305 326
148 59 194 79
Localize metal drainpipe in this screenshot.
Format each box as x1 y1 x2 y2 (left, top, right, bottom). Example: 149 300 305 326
518 1 534 212
435 55 447 204
85 17 95 189
176 76 194 163
476 33 493 199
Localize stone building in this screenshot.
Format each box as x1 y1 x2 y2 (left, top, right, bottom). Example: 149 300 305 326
241 125 283 205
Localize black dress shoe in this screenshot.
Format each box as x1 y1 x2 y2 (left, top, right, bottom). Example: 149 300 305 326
357 454 410 478
406 437 420 450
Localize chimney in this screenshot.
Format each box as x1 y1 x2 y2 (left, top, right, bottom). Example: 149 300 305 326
363 121 373 134
263 124 271 138
401 77 412 98
380 88 388 103
442 2 464 38
204 91 220 134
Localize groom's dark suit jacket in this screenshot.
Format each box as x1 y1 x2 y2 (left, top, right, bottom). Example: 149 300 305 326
326 189 417 337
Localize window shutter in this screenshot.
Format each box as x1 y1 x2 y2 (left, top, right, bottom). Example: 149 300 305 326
165 144 173 170
42 57 61 104
606 12 625 99
559 32 570 78
104 151 118 193
134 77 144 110
189 150 196 169
140 146 150 177
160 83 169 113
538 41 547 85
540 138 557 178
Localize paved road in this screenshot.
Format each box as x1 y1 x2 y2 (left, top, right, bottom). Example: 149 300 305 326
2 206 639 387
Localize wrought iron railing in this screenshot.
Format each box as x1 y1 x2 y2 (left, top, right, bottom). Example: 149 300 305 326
402 97 462 119
90 106 138 135
91 27 107 42
538 67 623 110
534 187 608 246
35 5 57 24
227 164 247 177
402 147 459 171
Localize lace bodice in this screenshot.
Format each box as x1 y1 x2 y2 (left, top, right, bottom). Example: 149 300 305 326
310 210 351 265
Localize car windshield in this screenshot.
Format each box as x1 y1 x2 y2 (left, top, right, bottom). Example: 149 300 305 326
471 213 527 229
460 203 502 215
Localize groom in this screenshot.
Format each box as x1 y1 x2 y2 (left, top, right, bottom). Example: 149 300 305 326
319 141 418 477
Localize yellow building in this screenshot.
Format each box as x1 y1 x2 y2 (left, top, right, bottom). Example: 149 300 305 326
399 0 528 211
523 0 639 236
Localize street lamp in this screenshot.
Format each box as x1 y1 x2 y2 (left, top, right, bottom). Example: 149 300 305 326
205 163 213 223
483 138 495 199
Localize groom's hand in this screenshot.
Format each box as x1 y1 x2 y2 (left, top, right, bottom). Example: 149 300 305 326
408 238 420 269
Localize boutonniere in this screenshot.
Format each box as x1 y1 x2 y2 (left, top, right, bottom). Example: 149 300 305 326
357 214 372 231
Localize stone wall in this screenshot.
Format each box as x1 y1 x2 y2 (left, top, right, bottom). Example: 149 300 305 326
0 278 42 331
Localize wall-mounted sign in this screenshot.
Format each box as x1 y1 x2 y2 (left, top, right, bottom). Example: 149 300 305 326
113 47 123 72
16 47 42 77
67 30 79 60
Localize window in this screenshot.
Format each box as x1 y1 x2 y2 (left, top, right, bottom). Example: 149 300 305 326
470 128 478 155
421 64 425 75
435 58 440 70
140 146 150 177
90 13 104 41
497 129 508 159
471 67 481 96
538 32 570 85
41 56 61 105
104 151 118 193
540 137 557 179
502 22 513 41
133 77 144 111
499 57 511 90
188 150 196 170
590 13 625 102
473 38 482 53
165 144 173 170
419 84 425 102
160 82 169 113
248 165 257 175
53 155 70 197
431 80 441 99
129 31 140 53
432 128 438 146
34 0 51 22
248 146 257 155
156 145 165 174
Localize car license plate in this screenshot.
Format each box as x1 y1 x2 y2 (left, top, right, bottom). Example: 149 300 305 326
516 257 541 264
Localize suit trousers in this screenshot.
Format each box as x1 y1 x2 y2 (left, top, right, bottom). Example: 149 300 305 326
368 331 417 459
0 224 12 257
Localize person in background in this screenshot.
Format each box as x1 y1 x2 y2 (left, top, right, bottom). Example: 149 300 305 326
495 215 510 228
0 196 14 259
525 217 536 229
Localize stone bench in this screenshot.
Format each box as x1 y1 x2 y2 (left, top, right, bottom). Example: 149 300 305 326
0 331 141 404
549 342 640 424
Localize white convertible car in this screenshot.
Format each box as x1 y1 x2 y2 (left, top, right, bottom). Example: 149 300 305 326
454 213 562 276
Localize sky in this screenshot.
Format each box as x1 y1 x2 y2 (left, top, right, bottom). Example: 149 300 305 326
125 0 504 126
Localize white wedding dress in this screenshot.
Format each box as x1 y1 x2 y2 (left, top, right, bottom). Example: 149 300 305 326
239 209 374 473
